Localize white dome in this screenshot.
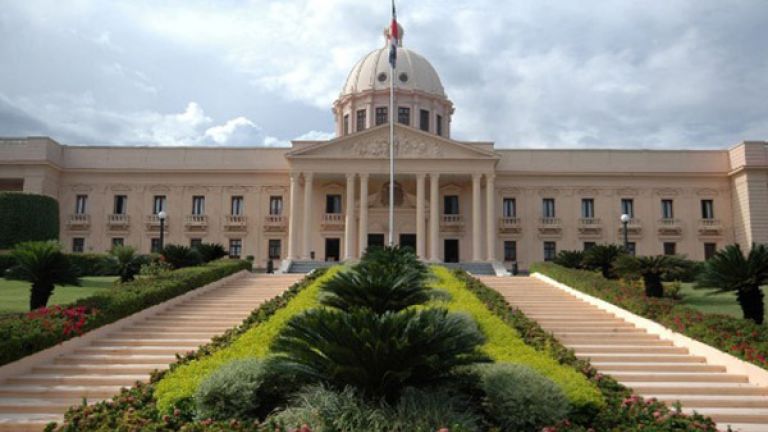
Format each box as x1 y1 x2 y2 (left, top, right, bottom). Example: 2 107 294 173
341 46 446 98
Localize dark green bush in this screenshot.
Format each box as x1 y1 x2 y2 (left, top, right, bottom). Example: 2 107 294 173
0 253 16 275
193 243 228 263
478 363 570 432
161 244 203 269
553 250 585 269
271 384 482 432
65 253 119 276
0 192 59 249
582 244 625 279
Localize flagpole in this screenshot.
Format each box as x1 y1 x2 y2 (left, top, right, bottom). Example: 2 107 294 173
388 2 396 247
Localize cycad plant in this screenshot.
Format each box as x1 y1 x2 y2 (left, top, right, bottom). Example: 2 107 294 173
320 268 435 314
160 244 202 269
613 254 688 298
583 244 626 279
194 243 228 263
6 241 79 310
358 245 428 281
697 244 768 324
553 250 585 269
110 245 145 283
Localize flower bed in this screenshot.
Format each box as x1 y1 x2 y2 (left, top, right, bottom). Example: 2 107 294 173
0 259 251 366
531 261 768 370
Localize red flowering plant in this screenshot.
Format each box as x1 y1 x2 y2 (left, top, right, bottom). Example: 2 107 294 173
26 305 99 338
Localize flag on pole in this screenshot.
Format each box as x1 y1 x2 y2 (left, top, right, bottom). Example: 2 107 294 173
389 1 398 69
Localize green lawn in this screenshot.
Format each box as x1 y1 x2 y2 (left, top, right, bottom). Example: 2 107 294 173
0 276 118 314
676 282 768 322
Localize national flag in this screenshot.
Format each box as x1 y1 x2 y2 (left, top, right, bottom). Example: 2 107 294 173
389 0 398 69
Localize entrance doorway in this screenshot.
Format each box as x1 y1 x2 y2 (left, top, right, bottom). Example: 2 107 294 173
367 233 385 250
399 234 416 252
325 238 340 262
444 239 459 263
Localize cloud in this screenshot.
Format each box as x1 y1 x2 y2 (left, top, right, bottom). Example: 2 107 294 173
294 130 335 141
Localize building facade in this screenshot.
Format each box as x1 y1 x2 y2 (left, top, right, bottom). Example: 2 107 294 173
2 25 768 270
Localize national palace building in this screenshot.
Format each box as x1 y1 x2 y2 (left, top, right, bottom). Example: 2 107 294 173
2 24 767 272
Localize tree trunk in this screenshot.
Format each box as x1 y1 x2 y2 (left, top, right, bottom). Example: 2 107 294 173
643 273 664 298
30 282 54 310
737 287 764 325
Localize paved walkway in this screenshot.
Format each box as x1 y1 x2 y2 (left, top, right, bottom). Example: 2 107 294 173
479 276 768 432
0 273 303 432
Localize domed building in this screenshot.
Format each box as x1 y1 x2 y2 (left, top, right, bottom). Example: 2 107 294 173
1 22 767 273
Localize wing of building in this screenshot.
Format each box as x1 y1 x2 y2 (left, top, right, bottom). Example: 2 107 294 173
2 23 767 271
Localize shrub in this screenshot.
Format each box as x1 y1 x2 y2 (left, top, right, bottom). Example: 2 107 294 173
195 358 296 421
477 363 570 432
320 267 435 314
0 253 16 275
613 254 689 298
109 245 148 283
270 307 487 402
6 241 80 310
65 253 119 276
0 192 59 249
194 243 228 263
358 245 428 280
553 250 584 269
161 244 203 269
271 384 482 432
582 244 625 279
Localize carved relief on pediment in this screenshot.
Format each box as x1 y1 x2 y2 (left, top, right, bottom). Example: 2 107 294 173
350 136 445 159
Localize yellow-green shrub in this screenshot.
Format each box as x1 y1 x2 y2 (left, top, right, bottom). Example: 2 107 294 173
155 267 340 411
430 266 604 412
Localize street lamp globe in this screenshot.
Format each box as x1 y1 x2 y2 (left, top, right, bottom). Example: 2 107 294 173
158 210 167 220
620 213 630 223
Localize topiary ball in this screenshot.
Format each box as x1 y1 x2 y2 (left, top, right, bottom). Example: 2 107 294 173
478 363 570 431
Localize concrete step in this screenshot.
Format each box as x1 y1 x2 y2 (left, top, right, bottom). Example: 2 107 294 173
606 372 748 383
75 346 199 356
8 374 146 386
631 383 768 395
33 364 167 375
93 338 211 346
125 325 235 332
578 353 705 363
0 397 87 413
591 362 725 372
681 407 768 424
0 385 125 399
113 331 219 339
572 345 689 354
54 354 177 364
545 327 644 333
650 395 768 408
0 413 62 432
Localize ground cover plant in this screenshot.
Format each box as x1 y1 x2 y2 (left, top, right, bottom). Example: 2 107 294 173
532 261 768 369
0 258 250 366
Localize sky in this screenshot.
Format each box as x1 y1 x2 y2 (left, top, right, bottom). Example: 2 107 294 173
0 0 766 149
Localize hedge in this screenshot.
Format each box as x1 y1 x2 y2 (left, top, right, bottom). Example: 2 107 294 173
430 266 604 414
154 266 340 411
531 262 768 371
0 192 59 249
0 259 251 366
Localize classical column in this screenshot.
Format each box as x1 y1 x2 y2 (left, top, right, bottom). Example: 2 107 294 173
486 174 496 262
429 173 440 262
416 173 426 259
472 173 482 262
358 173 369 257
344 173 356 260
287 172 300 259
302 172 314 259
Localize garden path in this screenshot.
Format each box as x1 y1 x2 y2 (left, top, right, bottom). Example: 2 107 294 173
0 273 303 432
480 276 768 432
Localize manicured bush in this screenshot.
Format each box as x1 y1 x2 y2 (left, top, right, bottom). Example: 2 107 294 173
195 358 296 421
271 384 482 432
0 259 250 366
478 363 570 432
161 244 203 269
65 253 119 276
0 192 59 249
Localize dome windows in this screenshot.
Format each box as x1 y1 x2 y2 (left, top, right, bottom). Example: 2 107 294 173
377 72 387 83
399 72 409 83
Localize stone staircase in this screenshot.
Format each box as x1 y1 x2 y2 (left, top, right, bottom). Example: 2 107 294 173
441 262 496 275
287 260 335 274
479 276 768 432
0 273 303 432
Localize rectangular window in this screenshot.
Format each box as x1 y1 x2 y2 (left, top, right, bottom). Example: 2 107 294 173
543 241 557 261
153 195 166 215
503 241 517 262
269 196 283 215
151 238 162 253
584 242 596 251
704 243 717 260
113 195 127 215
542 198 556 218
72 238 85 253
581 198 595 218
436 114 443 136
444 195 460 215
190 238 203 248
621 198 634 218
502 198 516 218
626 242 637 256
268 239 281 260
326 194 342 214
192 196 205 215
111 238 124 248
229 239 242 258
375 107 388 126
356 109 366 132
231 196 244 216
701 199 714 219
663 242 677 255
661 199 674 219
343 114 350 135
419 109 430 132
398 106 410 125
75 195 88 214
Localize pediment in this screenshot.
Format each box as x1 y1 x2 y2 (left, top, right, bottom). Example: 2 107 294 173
287 125 497 160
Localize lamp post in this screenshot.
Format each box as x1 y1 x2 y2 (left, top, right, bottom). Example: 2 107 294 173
620 213 630 253
158 210 167 251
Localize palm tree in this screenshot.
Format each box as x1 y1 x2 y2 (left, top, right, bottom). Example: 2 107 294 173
160 244 202 269
613 254 688 298
553 250 585 269
110 245 145 283
193 243 228 263
582 244 626 279
6 241 79 310
697 244 768 324
321 267 435 314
